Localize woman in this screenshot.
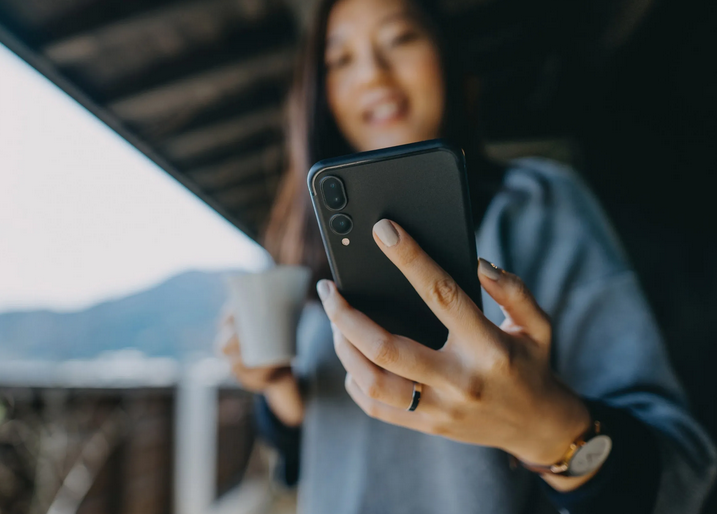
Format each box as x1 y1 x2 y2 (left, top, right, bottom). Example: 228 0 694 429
219 0 716 512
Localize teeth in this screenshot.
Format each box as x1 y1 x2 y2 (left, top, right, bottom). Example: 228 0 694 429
370 102 400 122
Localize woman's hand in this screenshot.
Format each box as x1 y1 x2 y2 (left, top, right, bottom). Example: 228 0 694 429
217 306 304 426
317 219 595 490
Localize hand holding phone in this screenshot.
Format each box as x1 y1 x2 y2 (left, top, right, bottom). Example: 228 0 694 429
308 140 482 350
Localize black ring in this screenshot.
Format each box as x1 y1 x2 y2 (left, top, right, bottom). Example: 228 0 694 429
407 384 422 412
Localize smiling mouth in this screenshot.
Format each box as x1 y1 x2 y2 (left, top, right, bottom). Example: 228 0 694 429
363 97 409 126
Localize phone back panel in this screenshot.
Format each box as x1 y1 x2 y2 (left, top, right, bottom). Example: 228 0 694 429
308 140 482 350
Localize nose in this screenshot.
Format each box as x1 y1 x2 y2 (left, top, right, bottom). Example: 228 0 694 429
353 45 390 88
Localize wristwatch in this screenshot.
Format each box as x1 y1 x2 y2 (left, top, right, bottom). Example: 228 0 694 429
517 420 613 477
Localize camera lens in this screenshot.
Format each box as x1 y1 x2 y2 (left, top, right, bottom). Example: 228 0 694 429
321 176 347 211
329 214 353 236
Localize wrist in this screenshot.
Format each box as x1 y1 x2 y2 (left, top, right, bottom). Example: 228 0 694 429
264 371 304 427
513 385 592 466
529 416 610 492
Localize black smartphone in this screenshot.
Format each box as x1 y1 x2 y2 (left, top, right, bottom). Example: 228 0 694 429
307 139 482 351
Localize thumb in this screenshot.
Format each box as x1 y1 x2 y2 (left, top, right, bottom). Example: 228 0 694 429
477 258 551 346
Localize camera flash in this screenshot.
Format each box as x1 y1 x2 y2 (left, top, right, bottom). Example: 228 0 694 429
342 238 350 246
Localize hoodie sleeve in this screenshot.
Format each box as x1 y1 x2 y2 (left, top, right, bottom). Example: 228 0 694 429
477 158 717 514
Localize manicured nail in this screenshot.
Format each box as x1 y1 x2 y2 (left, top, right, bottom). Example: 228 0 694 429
316 280 331 301
374 219 399 247
478 258 503 280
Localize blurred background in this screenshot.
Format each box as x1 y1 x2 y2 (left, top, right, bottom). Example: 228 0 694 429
0 0 715 512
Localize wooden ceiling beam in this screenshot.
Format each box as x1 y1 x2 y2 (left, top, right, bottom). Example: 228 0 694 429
230 208 271 236
160 108 284 163
42 0 296 101
0 19 257 241
187 144 283 192
214 182 274 212
108 48 294 136
0 0 177 47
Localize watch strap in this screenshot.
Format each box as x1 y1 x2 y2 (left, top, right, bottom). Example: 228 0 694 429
517 420 603 476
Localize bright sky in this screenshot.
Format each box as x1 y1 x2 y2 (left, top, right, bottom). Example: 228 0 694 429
0 43 271 313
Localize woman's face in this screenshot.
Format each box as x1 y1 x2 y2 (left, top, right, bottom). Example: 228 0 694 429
324 0 445 152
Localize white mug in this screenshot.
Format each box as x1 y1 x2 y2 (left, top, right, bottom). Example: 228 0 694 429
226 266 311 368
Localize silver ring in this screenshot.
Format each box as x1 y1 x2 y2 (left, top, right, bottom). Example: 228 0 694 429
407 382 422 411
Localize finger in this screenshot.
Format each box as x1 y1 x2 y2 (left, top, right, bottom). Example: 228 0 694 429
372 219 487 339
333 329 415 410
215 325 240 357
317 279 447 387
223 332 241 357
218 303 234 329
477 258 551 345
345 374 432 432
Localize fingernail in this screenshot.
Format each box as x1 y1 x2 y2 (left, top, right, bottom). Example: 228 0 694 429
478 258 503 280
316 280 331 301
373 219 399 247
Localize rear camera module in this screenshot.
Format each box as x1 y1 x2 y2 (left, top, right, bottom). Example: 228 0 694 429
329 214 353 236
320 176 348 211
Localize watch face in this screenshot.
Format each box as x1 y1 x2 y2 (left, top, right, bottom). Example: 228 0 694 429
568 435 612 477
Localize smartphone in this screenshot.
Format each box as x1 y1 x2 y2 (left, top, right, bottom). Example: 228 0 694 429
307 139 482 351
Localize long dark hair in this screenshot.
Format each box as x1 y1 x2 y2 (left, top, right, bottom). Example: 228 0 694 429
263 0 502 283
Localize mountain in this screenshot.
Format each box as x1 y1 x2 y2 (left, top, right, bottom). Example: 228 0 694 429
0 270 238 361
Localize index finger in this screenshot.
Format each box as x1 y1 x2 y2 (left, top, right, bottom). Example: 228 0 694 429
318 280 449 388
372 219 488 338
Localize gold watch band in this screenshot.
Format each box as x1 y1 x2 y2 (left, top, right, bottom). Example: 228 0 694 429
515 420 602 476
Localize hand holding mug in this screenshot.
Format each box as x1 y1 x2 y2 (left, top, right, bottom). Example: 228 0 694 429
217 265 311 427
217 307 294 393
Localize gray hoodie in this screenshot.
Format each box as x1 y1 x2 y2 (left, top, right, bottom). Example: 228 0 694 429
289 158 716 514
